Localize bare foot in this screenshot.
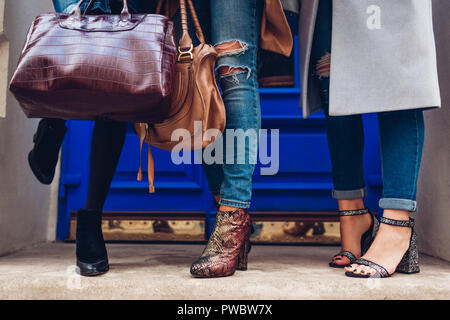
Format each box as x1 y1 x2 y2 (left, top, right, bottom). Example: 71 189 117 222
344 210 412 276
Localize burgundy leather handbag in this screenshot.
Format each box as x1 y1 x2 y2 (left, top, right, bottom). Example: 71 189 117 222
9 0 176 122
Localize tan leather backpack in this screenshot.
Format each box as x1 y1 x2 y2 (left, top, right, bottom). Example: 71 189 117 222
134 0 226 193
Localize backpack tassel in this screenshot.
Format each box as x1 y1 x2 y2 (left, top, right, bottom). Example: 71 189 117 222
137 133 145 182
136 123 155 193
147 145 155 193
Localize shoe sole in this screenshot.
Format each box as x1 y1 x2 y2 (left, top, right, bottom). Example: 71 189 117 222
345 271 373 278
329 262 350 268
190 272 235 278
76 259 109 277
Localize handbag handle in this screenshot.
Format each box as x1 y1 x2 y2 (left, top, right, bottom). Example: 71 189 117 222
157 0 205 61
69 0 131 23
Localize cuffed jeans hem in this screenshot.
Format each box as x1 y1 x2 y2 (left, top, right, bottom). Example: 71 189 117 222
332 188 367 200
379 198 418 212
219 198 250 209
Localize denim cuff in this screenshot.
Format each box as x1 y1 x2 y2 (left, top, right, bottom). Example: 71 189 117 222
332 187 367 200
379 198 418 212
219 198 250 209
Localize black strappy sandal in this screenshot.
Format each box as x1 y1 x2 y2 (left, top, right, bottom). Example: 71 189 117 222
345 216 419 278
329 209 377 268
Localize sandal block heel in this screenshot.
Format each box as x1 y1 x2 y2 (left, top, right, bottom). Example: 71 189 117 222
396 229 420 274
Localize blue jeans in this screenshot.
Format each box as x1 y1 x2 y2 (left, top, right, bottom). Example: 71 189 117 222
312 0 425 212
194 0 263 209
52 0 141 14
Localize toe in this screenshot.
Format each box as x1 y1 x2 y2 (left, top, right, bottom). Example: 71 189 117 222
344 264 358 273
367 267 377 277
331 255 342 262
353 265 366 275
334 256 350 266
359 266 370 275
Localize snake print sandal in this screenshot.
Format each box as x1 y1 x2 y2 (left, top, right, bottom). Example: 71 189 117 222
329 209 377 268
345 217 419 278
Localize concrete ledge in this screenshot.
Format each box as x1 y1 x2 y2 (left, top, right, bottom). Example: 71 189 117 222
0 243 449 300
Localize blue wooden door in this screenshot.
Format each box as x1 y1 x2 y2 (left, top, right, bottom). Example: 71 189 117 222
57 42 382 240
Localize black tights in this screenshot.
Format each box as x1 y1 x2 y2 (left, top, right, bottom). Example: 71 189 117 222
84 120 127 211
48 118 127 211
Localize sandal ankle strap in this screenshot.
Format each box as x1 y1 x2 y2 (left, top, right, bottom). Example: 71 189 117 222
339 208 370 217
379 216 415 228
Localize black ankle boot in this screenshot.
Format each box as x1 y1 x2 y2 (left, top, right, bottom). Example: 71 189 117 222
28 118 67 184
76 209 109 276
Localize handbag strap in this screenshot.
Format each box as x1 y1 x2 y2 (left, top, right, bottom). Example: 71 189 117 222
179 0 205 47
70 0 131 22
155 0 169 16
187 0 205 44
135 0 207 192
156 0 205 61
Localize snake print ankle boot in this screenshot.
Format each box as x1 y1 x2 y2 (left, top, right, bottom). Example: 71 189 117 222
190 208 252 278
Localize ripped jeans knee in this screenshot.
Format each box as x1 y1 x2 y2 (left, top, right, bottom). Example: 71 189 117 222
214 40 254 79
316 52 331 79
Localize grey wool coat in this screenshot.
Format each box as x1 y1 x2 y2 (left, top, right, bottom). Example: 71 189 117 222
283 0 442 118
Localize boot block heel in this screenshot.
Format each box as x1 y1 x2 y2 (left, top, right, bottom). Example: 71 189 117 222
237 240 250 271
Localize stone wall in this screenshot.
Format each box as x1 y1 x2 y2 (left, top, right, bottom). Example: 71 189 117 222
0 0 58 255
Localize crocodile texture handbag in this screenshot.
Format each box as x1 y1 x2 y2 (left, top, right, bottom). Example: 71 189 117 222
10 0 177 122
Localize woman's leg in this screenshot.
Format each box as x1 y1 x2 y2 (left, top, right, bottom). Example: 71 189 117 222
76 120 127 276
346 109 424 276
190 0 263 278
200 0 263 211
325 111 373 267
52 0 140 276
84 121 128 211
313 0 372 266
